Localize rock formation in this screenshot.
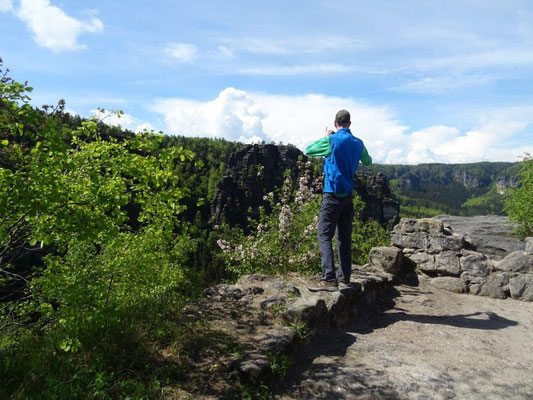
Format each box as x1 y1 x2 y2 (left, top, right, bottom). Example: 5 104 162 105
211 144 399 231
355 172 400 230
200 269 393 384
211 144 303 231
496 175 521 194
369 216 533 301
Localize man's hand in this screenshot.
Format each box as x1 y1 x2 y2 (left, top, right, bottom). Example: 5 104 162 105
325 127 334 136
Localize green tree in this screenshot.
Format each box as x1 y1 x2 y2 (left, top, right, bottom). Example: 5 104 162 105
0 65 204 398
504 154 533 237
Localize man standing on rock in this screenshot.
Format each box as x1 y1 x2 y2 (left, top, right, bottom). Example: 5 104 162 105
305 110 372 292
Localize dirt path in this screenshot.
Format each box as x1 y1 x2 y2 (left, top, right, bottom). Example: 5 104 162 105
275 279 533 400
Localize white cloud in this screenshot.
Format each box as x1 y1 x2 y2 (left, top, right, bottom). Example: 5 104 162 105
91 109 153 133
4 0 103 52
153 88 268 143
151 89 533 164
135 122 156 133
239 63 355 76
0 0 13 12
391 74 493 94
411 47 533 73
164 43 198 63
215 45 234 59
223 36 364 55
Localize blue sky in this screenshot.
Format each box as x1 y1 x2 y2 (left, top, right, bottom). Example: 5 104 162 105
1 0 532 163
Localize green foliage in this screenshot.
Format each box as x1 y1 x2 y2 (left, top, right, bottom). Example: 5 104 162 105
351 195 390 264
461 186 504 215
397 194 447 218
267 351 291 379
0 64 206 399
288 321 309 341
504 154 533 237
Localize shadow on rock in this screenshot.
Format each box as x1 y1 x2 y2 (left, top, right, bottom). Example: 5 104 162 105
352 285 519 333
373 310 519 331
276 362 403 400
273 330 403 400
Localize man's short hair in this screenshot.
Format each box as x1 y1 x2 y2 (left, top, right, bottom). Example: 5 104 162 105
335 109 351 126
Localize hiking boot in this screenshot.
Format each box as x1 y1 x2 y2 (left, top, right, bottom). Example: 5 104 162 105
307 280 338 292
338 280 351 289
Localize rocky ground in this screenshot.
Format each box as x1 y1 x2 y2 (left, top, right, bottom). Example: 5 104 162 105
172 216 531 399
170 269 393 399
275 278 533 400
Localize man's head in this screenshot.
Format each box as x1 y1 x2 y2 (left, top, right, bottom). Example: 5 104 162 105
334 109 351 129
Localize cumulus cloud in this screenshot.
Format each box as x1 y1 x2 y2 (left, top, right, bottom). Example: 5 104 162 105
153 88 268 143
2 0 103 52
91 109 154 133
151 89 533 163
164 43 198 63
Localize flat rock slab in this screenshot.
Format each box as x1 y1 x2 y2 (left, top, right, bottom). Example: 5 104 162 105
275 280 533 400
435 215 525 256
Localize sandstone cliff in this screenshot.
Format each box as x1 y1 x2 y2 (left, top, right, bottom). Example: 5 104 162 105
211 144 400 231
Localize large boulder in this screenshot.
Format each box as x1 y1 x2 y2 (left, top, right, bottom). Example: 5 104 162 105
369 246 402 275
406 252 435 274
525 237 533 253
391 232 430 250
406 251 462 277
430 277 467 293
459 252 493 277
428 235 464 252
418 218 444 234
434 251 462 276
393 218 419 233
508 274 533 302
391 216 533 302
495 251 533 273
470 273 510 299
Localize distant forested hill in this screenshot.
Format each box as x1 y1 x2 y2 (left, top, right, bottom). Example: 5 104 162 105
359 162 520 217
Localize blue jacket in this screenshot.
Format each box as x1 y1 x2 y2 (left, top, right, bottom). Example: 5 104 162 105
305 128 372 195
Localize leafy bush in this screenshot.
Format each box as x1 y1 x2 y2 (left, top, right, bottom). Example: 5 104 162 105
504 154 533 237
0 64 203 399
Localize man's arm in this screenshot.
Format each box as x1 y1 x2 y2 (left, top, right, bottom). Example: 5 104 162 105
361 145 372 165
305 136 331 157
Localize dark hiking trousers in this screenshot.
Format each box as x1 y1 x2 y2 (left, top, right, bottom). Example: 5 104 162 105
318 193 354 283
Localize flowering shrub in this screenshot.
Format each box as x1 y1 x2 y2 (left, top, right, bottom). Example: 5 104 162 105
217 160 322 276
218 160 390 278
